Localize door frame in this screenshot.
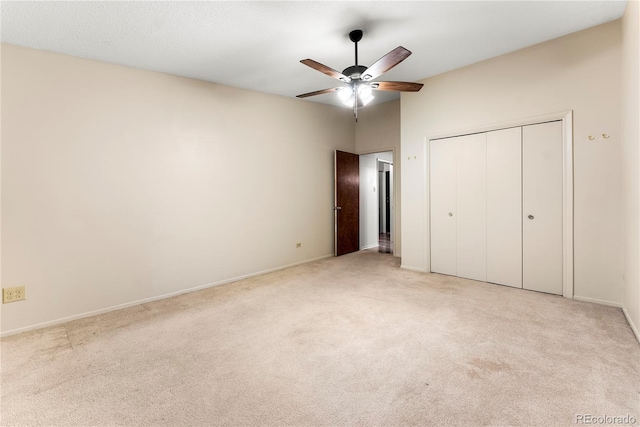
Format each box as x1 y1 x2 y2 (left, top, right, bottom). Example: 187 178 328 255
425 110 574 299
377 158 393 237
357 147 397 256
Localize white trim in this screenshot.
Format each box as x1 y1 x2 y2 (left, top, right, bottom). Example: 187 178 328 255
400 264 427 273
0 254 334 338
357 146 397 257
427 111 575 141
623 306 640 343
424 110 574 300
561 111 574 299
356 146 397 156
424 136 430 272
376 157 393 254
573 295 622 308
334 150 338 256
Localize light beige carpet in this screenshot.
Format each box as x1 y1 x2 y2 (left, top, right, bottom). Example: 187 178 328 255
1 250 638 426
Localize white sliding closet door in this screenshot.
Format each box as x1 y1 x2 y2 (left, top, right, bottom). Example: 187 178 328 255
456 134 487 282
522 121 563 295
430 139 457 276
487 127 522 288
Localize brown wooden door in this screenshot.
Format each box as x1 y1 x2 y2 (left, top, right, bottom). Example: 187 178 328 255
335 150 359 256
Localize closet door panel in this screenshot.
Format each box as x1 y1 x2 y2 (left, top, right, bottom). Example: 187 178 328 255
487 127 522 288
430 139 457 276
522 121 563 295
456 133 487 282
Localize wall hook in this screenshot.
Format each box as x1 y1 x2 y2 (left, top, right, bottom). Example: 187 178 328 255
602 134 610 139
588 135 595 140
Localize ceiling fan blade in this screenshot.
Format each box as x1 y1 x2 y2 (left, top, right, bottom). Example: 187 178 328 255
300 59 351 82
296 87 341 98
371 81 424 92
361 47 412 81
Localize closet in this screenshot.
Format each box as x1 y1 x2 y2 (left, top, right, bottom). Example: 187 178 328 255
429 121 563 295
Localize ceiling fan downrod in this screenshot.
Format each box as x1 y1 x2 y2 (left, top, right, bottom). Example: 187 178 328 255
347 30 366 75
349 30 363 66
343 30 367 81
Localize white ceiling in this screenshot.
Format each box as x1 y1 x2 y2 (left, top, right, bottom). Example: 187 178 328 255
0 1 627 108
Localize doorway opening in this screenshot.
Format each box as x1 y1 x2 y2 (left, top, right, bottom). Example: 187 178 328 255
356 150 394 255
378 159 393 254
337 149 395 257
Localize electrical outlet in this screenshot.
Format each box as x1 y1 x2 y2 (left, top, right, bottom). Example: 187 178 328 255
3 286 26 303
296 243 302 248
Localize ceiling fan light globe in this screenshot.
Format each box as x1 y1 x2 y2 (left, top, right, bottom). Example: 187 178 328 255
338 86 353 102
361 94 374 106
342 95 355 107
357 84 373 100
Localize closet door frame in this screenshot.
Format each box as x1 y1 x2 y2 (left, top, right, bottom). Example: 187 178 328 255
425 110 574 299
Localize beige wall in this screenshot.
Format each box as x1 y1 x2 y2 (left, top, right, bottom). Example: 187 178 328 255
622 1 640 339
356 100 401 154
356 100 401 255
0 44 355 334
2 16 633 334
401 21 623 305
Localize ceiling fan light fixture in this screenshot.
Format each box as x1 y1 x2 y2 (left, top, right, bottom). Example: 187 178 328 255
338 86 353 104
360 94 375 106
297 30 421 118
338 84 375 108
356 83 375 106
357 83 373 101
341 95 355 107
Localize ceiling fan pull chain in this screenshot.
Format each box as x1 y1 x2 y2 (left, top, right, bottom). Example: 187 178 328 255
354 97 358 122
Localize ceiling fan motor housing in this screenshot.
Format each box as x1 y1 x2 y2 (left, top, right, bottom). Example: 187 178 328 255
342 65 368 80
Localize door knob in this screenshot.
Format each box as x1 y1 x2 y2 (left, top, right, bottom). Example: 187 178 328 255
448 212 453 217
528 215 534 220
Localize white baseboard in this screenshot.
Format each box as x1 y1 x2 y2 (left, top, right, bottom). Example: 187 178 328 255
623 306 640 343
1 254 334 338
400 264 427 273
573 295 623 308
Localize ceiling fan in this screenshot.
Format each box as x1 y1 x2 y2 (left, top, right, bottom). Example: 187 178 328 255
297 29 423 120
